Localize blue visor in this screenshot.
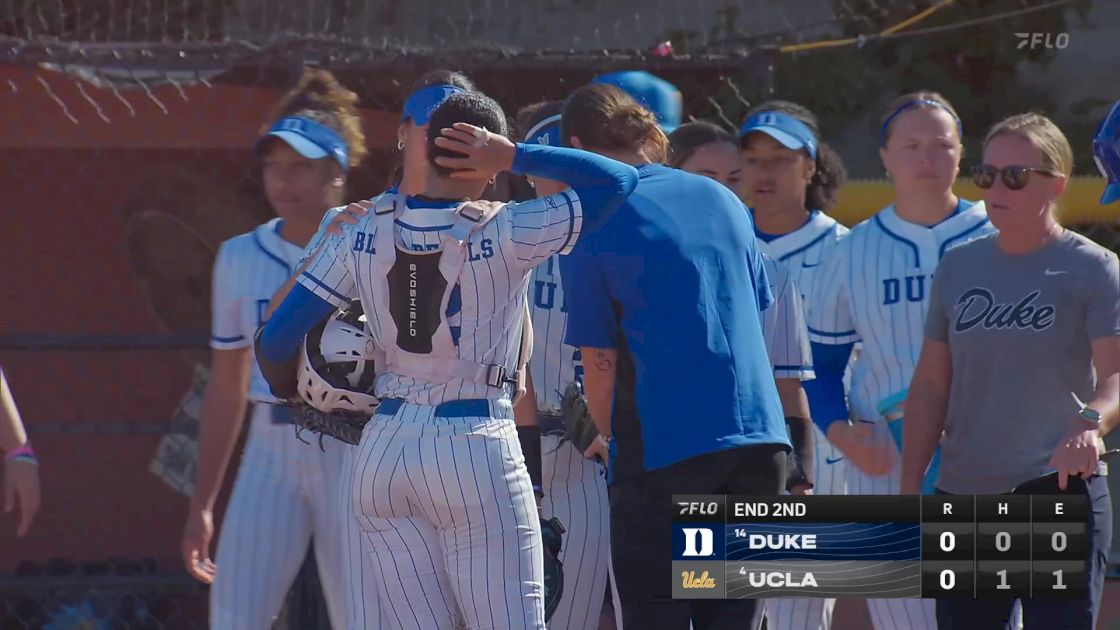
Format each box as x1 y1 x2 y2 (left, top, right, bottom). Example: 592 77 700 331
739 111 818 160
522 114 562 147
257 116 349 171
402 84 466 126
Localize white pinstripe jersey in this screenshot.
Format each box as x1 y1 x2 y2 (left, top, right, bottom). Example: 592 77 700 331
300 193 584 407
754 210 850 310
528 255 581 415
210 218 303 404
760 253 814 381
805 202 994 423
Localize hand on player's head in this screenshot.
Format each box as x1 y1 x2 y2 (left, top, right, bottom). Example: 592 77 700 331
433 123 517 180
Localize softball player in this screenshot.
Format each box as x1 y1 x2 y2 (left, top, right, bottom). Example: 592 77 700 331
667 121 816 494
179 68 385 629
726 104 849 630
257 91 638 630
805 92 993 630
266 69 477 630
513 100 614 630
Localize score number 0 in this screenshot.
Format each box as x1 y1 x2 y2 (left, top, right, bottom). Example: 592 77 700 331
939 528 1070 591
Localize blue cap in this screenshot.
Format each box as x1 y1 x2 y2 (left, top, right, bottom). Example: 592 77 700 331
401 84 466 126
738 111 818 160
592 71 682 132
257 115 349 170
1092 100 1120 205
522 113 562 147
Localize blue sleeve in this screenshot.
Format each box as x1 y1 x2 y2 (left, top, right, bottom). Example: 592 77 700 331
559 244 619 348
802 341 854 435
259 284 338 362
510 143 639 230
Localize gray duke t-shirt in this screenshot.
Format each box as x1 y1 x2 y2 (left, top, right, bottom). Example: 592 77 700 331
926 231 1120 494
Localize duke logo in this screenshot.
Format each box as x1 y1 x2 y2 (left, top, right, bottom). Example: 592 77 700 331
954 288 1055 333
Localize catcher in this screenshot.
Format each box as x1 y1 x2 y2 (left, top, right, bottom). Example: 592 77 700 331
291 296 567 625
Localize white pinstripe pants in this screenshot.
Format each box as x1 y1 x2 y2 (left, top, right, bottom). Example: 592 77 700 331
211 406 377 629
540 434 610 630
351 398 546 630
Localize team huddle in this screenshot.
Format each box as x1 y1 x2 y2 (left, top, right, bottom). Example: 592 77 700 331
180 65 1120 630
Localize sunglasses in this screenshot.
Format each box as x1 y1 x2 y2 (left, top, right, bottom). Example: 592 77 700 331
971 164 1058 191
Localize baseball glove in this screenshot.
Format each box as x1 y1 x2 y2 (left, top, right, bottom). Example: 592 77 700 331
541 516 565 622
560 382 600 454
292 405 369 447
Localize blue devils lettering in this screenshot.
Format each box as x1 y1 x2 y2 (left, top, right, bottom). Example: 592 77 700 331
883 274 932 305
352 232 376 254
534 281 557 309
467 238 495 261
410 243 440 252
954 288 1056 332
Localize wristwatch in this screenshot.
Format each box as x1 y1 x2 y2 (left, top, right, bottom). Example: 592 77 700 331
1078 406 1102 428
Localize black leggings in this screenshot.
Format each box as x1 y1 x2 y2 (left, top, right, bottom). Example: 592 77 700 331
935 475 1112 630
609 444 787 630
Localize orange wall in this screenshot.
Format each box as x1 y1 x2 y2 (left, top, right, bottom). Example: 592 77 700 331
0 63 396 571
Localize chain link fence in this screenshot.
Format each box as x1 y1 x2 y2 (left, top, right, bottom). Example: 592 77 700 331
2 0 1118 627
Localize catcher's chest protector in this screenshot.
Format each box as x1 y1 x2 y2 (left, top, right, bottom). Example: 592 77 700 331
369 195 532 403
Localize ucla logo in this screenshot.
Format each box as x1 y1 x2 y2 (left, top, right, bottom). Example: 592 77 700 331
681 570 717 589
883 274 931 305
954 288 1055 332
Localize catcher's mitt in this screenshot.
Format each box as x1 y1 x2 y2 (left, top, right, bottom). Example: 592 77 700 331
541 516 565 622
292 405 369 447
560 382 600 454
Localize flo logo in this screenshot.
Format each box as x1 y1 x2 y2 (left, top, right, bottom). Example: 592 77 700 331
1015 32 1070 50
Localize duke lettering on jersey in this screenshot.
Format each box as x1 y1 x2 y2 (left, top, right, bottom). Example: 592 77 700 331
954 288 1056 332
882 274 932 305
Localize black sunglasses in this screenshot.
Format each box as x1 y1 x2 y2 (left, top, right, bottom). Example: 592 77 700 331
971 164 1058 191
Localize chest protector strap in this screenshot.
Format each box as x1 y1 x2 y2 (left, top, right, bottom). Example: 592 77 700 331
369 195 532 403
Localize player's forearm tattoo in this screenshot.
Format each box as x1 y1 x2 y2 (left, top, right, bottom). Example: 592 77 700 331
594 350 613 371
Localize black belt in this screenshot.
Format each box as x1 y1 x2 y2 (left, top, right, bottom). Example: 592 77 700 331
539 412 565 436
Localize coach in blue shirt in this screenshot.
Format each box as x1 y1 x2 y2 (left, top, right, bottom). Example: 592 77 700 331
559 83 789 630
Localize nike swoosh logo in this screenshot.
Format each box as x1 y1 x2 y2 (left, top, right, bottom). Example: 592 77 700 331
825 456 845 465
802 262 821 269
1044 269 1066 276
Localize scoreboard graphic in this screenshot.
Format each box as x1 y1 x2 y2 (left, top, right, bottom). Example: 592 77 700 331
672 495 1088 600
